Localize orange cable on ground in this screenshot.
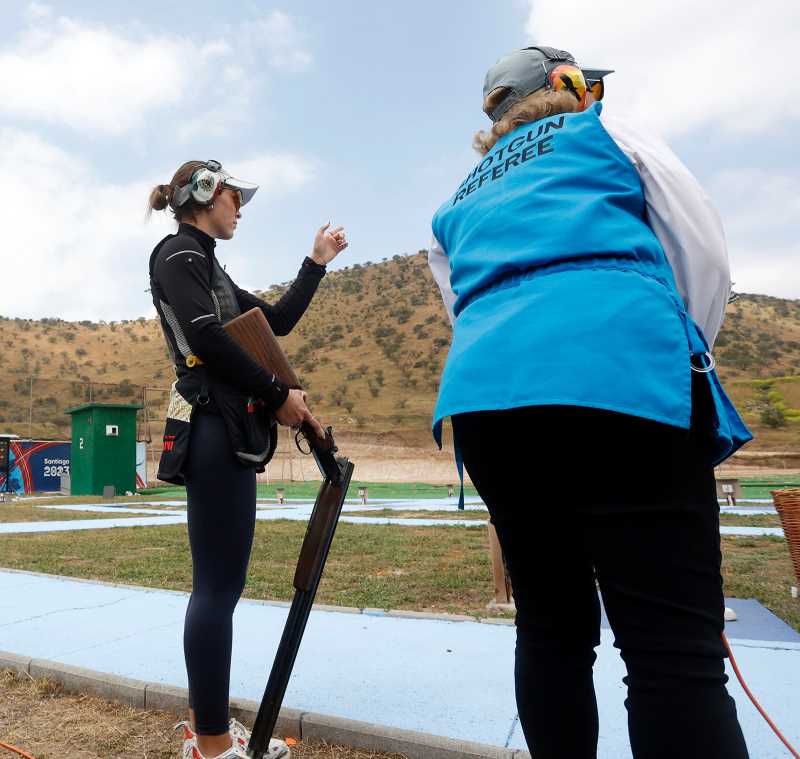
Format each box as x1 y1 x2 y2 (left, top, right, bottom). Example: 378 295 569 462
0 741 37 759
722 632 800 758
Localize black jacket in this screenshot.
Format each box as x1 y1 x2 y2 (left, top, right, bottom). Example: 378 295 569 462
149 223 325 483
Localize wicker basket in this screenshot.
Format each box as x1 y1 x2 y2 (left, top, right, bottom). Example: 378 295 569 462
772 488 800 588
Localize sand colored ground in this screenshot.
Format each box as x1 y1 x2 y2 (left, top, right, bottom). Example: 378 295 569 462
140 429 465 485
0 670 409 759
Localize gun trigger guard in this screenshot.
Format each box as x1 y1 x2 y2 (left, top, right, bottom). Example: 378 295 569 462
295 429 311 455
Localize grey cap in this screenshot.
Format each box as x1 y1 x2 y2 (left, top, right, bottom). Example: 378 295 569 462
483 45 613 122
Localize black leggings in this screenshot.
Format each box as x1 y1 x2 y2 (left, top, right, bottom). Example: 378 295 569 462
183 410 256 735
453 401 749 759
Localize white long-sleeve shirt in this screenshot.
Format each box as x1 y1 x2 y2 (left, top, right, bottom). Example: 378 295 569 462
429 112 731 347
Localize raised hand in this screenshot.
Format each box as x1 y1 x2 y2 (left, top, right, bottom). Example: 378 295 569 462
310 222 348 266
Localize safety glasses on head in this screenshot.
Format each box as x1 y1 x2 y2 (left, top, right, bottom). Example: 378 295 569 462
546 64 605 108
173 160 259 208
547 63 588 106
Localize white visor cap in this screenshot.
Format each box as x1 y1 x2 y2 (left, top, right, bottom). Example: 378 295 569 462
220 170 258 206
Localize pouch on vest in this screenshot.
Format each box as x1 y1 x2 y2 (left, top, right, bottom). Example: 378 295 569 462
157 382 194 486
211 380 278 472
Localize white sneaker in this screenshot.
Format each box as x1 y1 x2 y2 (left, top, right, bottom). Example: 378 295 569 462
174 721 196 759
189 743 246 758
175 719 290 759
228 717 251 749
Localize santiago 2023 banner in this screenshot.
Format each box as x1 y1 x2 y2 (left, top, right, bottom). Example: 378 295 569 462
1 441 147 494
1 441 70 494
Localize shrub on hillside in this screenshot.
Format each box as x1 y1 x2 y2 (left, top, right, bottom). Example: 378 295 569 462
750 381 788 428
341 280 363 295
118 379 136 397
390 306 413 324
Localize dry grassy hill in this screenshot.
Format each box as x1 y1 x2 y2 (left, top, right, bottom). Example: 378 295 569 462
1 252 799 454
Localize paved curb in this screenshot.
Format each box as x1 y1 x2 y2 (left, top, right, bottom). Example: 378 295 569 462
29 658 149 709
0 651 31 678
299 711 526 759
0 650 529 758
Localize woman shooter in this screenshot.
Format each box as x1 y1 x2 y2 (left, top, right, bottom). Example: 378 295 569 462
147 161 347 759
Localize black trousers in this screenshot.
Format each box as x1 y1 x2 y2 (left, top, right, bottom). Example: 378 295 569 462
183 410 257 735
453 397 749 759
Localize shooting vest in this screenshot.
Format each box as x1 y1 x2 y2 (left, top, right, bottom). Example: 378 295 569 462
149 231 277 485
431 102 750 465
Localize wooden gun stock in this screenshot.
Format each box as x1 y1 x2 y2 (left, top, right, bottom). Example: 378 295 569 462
223 308 301 388
224 308 338 467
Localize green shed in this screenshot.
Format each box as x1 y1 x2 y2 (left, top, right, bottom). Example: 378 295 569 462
64 403 142 496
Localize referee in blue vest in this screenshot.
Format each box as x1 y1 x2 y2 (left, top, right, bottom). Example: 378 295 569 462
429 46 751 759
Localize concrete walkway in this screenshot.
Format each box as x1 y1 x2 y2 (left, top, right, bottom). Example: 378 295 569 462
0 514 186 534
0 497 786 536
0 498 489 534
1 568 798 757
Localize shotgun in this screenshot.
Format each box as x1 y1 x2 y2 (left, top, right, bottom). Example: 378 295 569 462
222 308 354 759
224 308 343 482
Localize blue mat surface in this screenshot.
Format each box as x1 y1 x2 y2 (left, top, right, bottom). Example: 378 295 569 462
1 569 799 757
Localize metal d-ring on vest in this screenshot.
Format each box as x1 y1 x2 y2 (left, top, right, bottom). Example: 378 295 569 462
690 352 716 374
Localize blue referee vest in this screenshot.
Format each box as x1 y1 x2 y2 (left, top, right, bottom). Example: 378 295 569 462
431 103 750 465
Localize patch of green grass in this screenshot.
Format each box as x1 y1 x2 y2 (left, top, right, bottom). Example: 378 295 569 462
142 477 799 503
43 499 186 513
740 477 800 500
0 502 163 523
137 486 187 496
0 521 496 616
721 536 800 632
21 494 177 507
140 480 479 501
718 513 782 527
341 509 488 520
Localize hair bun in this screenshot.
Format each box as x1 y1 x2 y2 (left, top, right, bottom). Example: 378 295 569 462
148 183 172 212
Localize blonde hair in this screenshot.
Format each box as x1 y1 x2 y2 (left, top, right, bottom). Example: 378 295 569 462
473 88 580 155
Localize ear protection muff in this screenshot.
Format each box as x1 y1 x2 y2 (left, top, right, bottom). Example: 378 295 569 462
173 159 224 208
188 160 224 206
